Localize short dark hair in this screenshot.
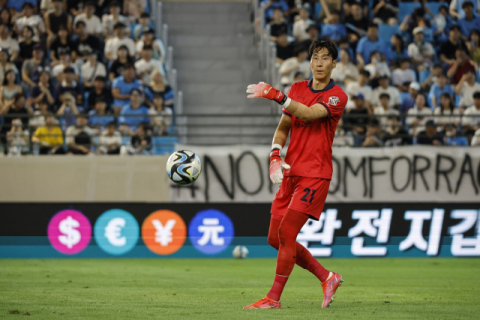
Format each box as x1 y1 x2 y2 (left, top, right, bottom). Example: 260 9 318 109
294 46 307 57
473 91 480 99
142 45 153 51
95 97 106 104
379 93 390 100
368 119 380 127
114 22 126 29
399 57 410 65
124 62 135 70
330 10 340 16
94 75 106 82
140 12 150 18
450 25 461 32
75 20 86 28
359 69 371 77
462 1 474 9
110 1 120 7
308 40 338 60
63 67 75 74
368 23 379 29
388 115 400 122
130 88 141 95
85 1 96 7
78 113 89 119
153 93 164 100
106 121 117 127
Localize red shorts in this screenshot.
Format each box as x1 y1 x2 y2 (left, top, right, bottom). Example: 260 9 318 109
271 176 330 221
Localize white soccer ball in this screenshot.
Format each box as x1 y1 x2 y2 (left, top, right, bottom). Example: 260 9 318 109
166 150 202 185
232 245 249 259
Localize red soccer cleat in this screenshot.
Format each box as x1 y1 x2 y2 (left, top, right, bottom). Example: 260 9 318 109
321 272 344 308
243 296 281 309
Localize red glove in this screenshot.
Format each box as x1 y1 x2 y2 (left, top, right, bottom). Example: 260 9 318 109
246 82 288 105
269 146 290 184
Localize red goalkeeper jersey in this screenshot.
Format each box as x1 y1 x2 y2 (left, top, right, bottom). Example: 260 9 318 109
282 79 348 179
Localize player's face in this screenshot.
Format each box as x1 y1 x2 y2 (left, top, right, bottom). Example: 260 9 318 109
310 48 336 81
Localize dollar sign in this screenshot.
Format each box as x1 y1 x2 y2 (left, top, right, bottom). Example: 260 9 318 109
105 218 126 246
58 216 81 249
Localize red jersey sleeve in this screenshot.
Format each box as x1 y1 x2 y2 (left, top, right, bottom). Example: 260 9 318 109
322 90 348 121
282 83 298 118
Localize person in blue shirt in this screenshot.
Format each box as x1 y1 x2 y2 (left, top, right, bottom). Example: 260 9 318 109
450 0 478 19
321 10 347 44
261 0 289 22
118 88 150 132
88 97 115 131
428 73 454 110
356 23 388 69
400 81 420 116
111 63 142 114
458 1 480 40
444 124 469 146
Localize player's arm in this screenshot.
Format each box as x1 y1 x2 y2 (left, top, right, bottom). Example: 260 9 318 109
272 114 291 148
246 82 328 122
269 115 291 184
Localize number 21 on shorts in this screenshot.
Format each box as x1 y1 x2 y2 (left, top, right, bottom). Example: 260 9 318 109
300 188 316 204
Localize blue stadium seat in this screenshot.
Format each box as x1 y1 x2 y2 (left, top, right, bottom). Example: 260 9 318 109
419 70 431 83
426 2 444 15
152 136 178 155
315 2 322 19
423 28 434 43
121 136 130 146
131 23 139 38
400 92 410 104
455 94 461 107
398 2 422 22
84 91 90 111
378 25 400 43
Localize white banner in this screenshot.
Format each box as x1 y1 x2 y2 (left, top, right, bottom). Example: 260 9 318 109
169 145 480 203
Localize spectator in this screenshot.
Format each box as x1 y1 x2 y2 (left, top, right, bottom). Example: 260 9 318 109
0 93 32 154
432 5 451 44
320 10 346 44
270 8 288 43
88 97 115 131
0 48 17 84
467 30 480 65
429 73 454 110
129 123 152 155
372 76 401 110
444 124 469 146
275 32 294 63
102 1 130 39
73 1 102 36
434 93 461 129
135 45 165 85
372 0 398 25
279 46 309 86
65 114 96 155
31 113 65 154
66 0 85 16
450 0 478 19
387 34 408 68
21 44 50 89
407 93 433 136
356 23 388 70
400 82 421 115
97 121 122 155
383 115 412 146
105 22 135 61
112 63 142 113
300 24 320 52
148 94 172 136
318 0 342 23
471 128 480 145
14 2 45 43
344 2 369 43
346 93 369 135
346 69 372 111
447 48 475 84
0 69 21 106
81 50 106 91
364 50 390 85
17 26 37 66
458 1 480 40
292 7 313 42
0 8 13 31
421 64 443 90
52 51 80 82
145 69 174 107
331 49 358 87
455 69 480 109
399 7 431 36
392 58 417 92
343 0 369 19
56 67 83 107
30 71 55 107
88 76 112 112
439 25 468 66
462 91 480 137
109 45 132 82
45 0 72 47
73 20 101 64
408 27 435 71
123 0 146 24
56 93 80 129
6 118 29 155
134 12 154 42
0 24 18 62
49 25 75 66
135 29 166 64
374 93 400 129
417 120 444 145
118 88 149 132
361 119 383 147
29 99 50 128
261 0 289 23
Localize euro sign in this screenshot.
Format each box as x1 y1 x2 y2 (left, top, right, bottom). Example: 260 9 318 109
152 219 176 246
58 216 81 249
104 218 127 246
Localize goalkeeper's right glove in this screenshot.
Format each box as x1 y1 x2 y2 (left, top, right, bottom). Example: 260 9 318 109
269 144 291 184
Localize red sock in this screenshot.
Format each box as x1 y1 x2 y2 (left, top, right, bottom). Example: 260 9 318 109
267 274 288 301
306 256 330 282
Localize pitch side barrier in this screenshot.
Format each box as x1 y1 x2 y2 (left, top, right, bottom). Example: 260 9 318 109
0 203 479 258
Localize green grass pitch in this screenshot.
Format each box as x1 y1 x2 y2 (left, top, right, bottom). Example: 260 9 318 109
1 258 479 319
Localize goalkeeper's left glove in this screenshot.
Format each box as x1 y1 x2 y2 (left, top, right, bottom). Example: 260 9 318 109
246 82 290 105
269 144 290 184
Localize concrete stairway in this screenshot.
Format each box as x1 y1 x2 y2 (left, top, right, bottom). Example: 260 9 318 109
163 1 278 145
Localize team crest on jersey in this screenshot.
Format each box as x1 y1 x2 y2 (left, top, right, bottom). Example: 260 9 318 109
328 96 339 106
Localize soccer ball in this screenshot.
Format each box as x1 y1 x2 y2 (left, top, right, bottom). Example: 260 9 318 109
166 150 202 185
232 245 249 259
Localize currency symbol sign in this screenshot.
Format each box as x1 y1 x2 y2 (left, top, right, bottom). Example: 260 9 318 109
58 216 81 249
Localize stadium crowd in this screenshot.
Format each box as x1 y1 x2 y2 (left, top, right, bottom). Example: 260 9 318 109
0 0 173 156
262 0 480 147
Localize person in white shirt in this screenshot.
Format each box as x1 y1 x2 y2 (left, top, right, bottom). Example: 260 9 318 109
0 24 19 62
372 75 401 110
331 49 358 87
374 93 400 129
135 29 166 64
407 93 433 136
364 51 390 81
471 128 480 145
346 69 373 111
408 27 435 71
392 58 417 92
73 1 102 36
433 93 461 130
97 122 123 155
134 45 165 85
0 49 18 84
148 94 172 136
52 52 80 82
102 1 131 39
462 91 480 134
292 7 314 42
81 50 107 90
105 22 136 61
15 3 46 43
455 69 480 109
279 47 310 86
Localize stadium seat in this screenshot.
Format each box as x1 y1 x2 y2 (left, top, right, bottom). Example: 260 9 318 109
378 25 400 43
426 2 444 15
152 136 178 155
423 28 434 43
314 2 322 19
84 91 90 111
400 92 410 104
398 2 422 22
419 70 431 83
455 94 461 107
